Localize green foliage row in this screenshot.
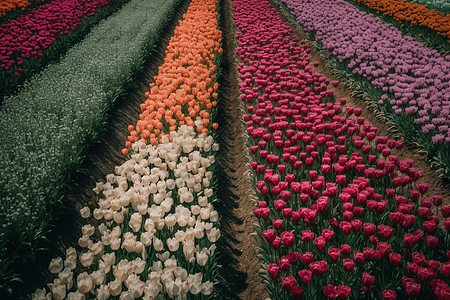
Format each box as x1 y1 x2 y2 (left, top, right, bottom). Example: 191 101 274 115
0 0 184 296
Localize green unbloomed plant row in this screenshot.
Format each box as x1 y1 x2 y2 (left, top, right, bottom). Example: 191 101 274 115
0 0 183 295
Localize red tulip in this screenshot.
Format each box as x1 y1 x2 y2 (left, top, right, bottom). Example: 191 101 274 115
423 220 437 234
328 248 340 263
403 233 416 249
340 221 351 235
262 229 275 243
315 236 326 251
329 218 338 228
440 262 450 278
272 236 281 250
354 251 365 265
323 284 338 299
300 252 314 265
417 267 437 282
302 230 314 243
363 222 375 236
341 244 351 256
363 248 374 260
382 290 396 300
268 263 279 280
322 229 334 242
389 253 402 267
417 182 430 194
407 262 419 275
405 281 421 298
337 285 351 300
292 286 304 300
378 242 391 256
273 219 283 230
287 251 300 265
362 272 375 288
310 260 328 276
279 256 290 272
412 252 426 265
432 195 442 206
298 269 312 283
280 190 290 201
427 236 438 249
281 231 295 248
282 276 296 291
343 258 354 272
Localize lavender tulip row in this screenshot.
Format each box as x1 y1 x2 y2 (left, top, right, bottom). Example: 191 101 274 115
280 0 450 146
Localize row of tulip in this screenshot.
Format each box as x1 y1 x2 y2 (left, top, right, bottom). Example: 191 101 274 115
0 0 183 296
346 0 450 41
408 0 450 15
232 0 450 299
0 0 31 17
32 0 223 299
278 0 450 181
0 0 131 103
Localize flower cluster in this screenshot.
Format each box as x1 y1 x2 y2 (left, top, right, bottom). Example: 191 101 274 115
0 0 31 17
281 0 450 146
350 0 450 40
232 0 450 299
32 0 222 299
0 0 116 76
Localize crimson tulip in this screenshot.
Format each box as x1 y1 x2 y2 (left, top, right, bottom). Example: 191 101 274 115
323 284 338 299
298 269 312 283
310 260 328 276
268 263 279 280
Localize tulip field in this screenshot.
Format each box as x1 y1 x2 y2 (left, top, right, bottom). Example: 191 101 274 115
2 0 450 298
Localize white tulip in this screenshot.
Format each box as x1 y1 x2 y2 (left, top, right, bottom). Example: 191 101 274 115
102 252 116 266
144 219 155 232
113 260 131 282
80 251 94 268
92 269 105 286
173 267 188 281
201 281 214 295
98 224 108 236
200 208 211 220
183 240 195 261
188 216 196 227
140 232 153 246
144 280 162 299
122 238 136 253
128 212 142 232
50 283 66 300
205 188 213 197
93 208 104 220
153 238 164 252
156 219 165 230
166 237 179 252
110 226 121 239
110 199 122 211
207 228 220 243
31 288 51 300
166 178 175 189
161 197 173 213
166 280 181 298
134 241 144 254
48 257 63 274
137 203 148 215
131 257 146 274
193 183 202 193
165 214 176 231
189 280 202 295
185 228 194 241
108 279 122 296
164 258 177 269
113 211 124 224
176 214 189 227
89 241 104 256
98 259 111 274
160 269 174 285
193 228 204 239
58 268 73 285
80 207 91 218
210 210 219 222
101 234 110 246
77 272 93 294
174 230 186 243
202 177 210 187
212 143 219 151
64 256 77 271
149 206 163 221
96 285 110 300
191 205 201 215
110 238 121 250
103 209 113 220
78 235 90 248
196 251 208 266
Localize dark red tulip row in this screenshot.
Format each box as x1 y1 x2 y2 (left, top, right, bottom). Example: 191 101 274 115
232 0 450 299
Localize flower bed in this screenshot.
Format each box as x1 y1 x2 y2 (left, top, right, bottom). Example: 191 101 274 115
0 0 183 295
232 0 450 298
277 0 450 180
0 0 31 17
31 0 223 298
0 0 132 103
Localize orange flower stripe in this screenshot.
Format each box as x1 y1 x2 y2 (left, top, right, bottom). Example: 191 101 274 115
0 0 30 17
123 0 222 154
354 0 450 41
